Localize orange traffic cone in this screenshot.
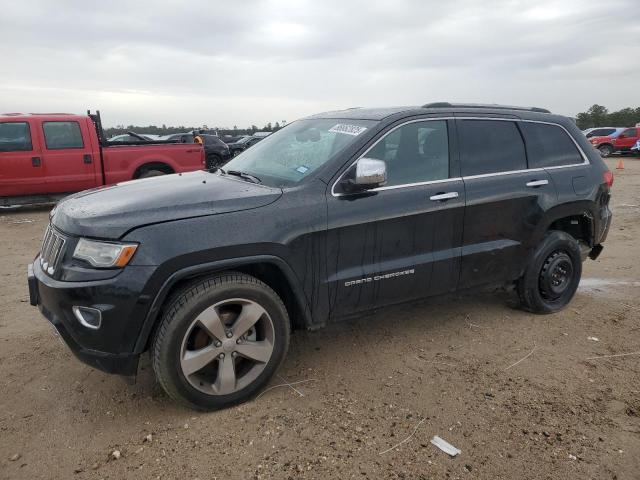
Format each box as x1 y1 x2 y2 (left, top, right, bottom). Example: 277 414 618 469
616 159 625 170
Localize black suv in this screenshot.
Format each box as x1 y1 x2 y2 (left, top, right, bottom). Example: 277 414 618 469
28 103 612 410
226 135 264 156
196 134 232 168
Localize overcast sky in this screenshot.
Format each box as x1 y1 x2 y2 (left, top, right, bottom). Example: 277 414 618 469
1 0 639 128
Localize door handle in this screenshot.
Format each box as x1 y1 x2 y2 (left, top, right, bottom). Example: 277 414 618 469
430 192 459 201
526 179 549 188
83 154 92 164
31 157 41 167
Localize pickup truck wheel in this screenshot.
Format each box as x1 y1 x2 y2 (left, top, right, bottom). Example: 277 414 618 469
151 272 290 411
598 144 614 157
516 230 582 314
139 169 165 178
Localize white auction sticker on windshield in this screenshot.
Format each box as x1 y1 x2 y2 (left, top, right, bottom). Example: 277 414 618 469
328 124 368 136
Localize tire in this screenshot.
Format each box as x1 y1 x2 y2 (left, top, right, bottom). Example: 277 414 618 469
139 169 165 178
516 230 582 314
152 272 290 410
598 144 614 157
206 154 222 169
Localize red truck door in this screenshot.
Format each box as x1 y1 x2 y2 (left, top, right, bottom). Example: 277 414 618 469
0 119 44 196
39 118 98 193
617 127 639 150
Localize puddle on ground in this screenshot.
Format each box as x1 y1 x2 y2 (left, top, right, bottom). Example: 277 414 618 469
579 278 640 293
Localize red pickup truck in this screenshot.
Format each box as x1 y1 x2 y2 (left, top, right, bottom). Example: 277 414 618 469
0 111 205 206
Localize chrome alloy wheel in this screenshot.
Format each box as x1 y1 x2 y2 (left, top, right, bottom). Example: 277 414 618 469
179 298 275 395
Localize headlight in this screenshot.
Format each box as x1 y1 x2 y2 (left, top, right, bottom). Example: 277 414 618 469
73 238 138 268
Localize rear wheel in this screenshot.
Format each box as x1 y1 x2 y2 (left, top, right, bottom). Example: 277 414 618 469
152 272 290 410
517 230 582 314
598 144 614 157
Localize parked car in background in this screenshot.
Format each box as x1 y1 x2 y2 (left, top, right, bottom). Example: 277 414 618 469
108 132 153 143
221 135 247 144
0 111 205 206
28 103 612 410
225 135 265 156
162 132 196 143
196 134 231 168
589 127 640 157
582 127 623 138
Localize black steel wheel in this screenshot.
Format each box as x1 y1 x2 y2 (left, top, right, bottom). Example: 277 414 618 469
517 230 582 314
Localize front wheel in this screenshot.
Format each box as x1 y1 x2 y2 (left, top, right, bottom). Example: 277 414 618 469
516 230 582 314
152 272 290 410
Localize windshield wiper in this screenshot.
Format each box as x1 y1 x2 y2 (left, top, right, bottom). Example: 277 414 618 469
226 170 261 184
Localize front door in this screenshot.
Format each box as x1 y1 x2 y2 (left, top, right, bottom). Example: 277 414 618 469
0 120 44 197
326 119 464 318
39 118 97 193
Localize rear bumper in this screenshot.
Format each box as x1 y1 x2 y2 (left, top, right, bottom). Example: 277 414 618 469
28 258 156 376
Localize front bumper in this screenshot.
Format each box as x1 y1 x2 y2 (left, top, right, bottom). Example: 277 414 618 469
28 258 156 376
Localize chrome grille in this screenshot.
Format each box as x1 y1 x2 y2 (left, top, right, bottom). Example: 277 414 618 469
40 225 67 276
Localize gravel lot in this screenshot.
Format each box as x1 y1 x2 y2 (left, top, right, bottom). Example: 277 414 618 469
1 157 639 480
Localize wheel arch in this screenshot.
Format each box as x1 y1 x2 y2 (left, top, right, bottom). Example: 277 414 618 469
534 203 597 247
133 161 175 178
134 255 312 354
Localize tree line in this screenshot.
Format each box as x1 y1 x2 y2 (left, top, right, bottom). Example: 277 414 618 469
575 105 640 130
104 121 285 138
103 105 640 137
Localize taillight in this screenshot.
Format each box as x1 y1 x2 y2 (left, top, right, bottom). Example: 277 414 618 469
603 170 613 187
201 148 205 166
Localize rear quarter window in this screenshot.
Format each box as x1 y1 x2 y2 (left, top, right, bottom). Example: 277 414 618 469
520 122 583 168
0 122 32 152
43 121 84 149
458 120 527 176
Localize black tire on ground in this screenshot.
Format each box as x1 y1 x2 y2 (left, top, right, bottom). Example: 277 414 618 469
206 154 222 169
151 272 290 410
598 144 614 157
516 230 582 314
139 169 165 178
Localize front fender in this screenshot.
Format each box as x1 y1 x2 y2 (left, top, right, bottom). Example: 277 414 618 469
132 255 313 354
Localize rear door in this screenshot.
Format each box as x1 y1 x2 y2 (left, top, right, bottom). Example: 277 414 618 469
40 118 98 193
457 118 556 288
326 118 465 317
0 119 44 197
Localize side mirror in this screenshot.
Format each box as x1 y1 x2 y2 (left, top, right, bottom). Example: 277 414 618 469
341 158 387 192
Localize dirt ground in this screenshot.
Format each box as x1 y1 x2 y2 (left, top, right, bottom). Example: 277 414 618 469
1 157 639 480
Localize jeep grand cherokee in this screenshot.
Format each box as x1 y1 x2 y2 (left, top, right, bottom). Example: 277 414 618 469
28 103 613 410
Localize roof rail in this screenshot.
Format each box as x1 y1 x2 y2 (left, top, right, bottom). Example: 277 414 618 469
422 102 551 114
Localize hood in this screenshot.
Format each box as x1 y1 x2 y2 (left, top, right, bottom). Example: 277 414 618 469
52 170 282 239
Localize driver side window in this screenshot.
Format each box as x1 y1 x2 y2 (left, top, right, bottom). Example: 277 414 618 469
366 120 449 187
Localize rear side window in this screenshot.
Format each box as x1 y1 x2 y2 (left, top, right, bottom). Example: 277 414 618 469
621 128 638 138
0 122 32 152
592 128 615 137
458 120 526 176
520 122 583 168
43 121 84 149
